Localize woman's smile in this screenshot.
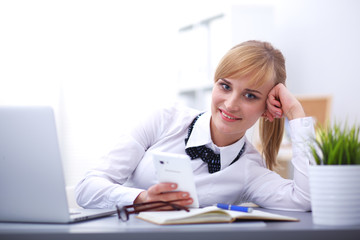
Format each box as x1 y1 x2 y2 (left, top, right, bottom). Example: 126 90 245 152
219 109 242 122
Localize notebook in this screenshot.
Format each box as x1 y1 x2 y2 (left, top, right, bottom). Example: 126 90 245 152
0 106 116 223
137 206 298 225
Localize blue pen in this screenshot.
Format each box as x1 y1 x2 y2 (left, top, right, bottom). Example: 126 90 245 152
216 203 253 213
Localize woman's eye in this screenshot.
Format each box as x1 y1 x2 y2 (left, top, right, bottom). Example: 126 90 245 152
244 93 257 99
221 84 231 91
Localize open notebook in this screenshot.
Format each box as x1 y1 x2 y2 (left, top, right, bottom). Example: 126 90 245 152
137 206 298 225
0 106 115 223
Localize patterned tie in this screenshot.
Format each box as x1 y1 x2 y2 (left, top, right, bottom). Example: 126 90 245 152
184 113 246 174
186 144 221 173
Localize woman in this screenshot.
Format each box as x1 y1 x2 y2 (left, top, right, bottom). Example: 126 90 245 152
75 40 315 211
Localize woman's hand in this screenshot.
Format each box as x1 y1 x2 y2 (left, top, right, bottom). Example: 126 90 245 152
133 182 193 209
263 83 305 121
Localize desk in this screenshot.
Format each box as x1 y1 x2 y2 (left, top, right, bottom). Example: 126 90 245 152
0 208 359 240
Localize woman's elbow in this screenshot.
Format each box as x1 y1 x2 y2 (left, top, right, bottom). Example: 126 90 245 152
74 180 88 208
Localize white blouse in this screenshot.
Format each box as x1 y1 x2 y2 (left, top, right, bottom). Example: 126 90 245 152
75 103 315 211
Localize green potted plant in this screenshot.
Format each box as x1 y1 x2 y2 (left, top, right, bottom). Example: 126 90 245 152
309 123 360 225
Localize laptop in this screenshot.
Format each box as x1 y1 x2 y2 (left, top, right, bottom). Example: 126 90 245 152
0 106 116 223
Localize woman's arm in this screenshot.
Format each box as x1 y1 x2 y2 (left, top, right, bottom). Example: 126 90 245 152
244 83 315 211
74 134 148 208
244 117 315 211
75 106 194 209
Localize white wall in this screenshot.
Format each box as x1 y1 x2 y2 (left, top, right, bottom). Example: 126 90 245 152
271 0 360 125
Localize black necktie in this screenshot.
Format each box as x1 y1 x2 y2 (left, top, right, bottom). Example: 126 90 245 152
184 113 246 174
186 144 221 173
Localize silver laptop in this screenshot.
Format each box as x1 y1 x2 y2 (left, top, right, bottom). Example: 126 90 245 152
0 106 116 223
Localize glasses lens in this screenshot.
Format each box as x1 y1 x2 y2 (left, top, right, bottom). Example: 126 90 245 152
118 207 129 221
117 201 188 221
170 203 187 211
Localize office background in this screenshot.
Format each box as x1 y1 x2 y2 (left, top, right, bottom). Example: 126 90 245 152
1 0 359 187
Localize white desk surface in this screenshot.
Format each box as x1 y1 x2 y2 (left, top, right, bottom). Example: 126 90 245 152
1 208 359 240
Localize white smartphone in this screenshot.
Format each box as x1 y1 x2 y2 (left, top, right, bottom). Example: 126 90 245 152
152 151 199 208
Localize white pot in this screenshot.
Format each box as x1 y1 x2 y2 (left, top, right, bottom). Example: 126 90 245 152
309 165 360 226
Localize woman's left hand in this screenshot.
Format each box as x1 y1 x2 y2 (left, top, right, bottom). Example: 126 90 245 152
263 83 305 122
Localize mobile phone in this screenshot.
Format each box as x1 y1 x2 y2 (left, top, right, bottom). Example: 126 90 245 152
152 151 199 208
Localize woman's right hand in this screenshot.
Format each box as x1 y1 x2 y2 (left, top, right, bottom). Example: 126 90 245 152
133 182 193 208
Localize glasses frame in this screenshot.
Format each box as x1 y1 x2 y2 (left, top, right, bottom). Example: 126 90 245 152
116 200 190 221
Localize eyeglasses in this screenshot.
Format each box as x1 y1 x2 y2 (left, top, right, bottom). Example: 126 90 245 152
116 200 190 221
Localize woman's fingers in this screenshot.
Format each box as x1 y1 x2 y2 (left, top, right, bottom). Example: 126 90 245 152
266 83 305 120
148 182 178 195
135 182 193 208
148 183 193 204
266 97 283 119
264 86 283 122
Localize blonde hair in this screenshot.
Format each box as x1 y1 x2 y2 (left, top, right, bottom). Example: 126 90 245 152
214 40 286 170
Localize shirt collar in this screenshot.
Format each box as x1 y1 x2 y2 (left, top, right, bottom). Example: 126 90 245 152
185 111 212 148
185 111 246 169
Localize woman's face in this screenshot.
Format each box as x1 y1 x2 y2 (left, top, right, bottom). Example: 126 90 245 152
210 77 275 146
